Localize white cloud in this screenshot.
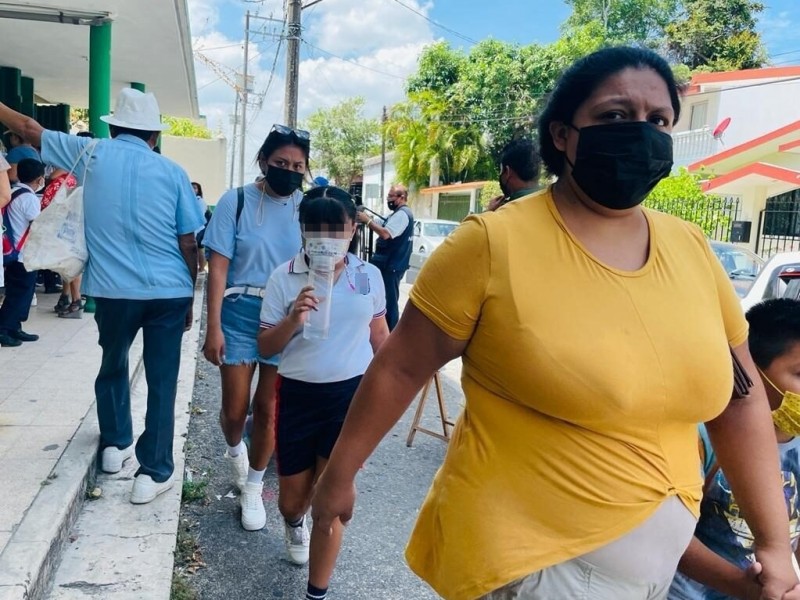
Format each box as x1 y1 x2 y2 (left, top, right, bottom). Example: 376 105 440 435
187 0 221 37
305 0 434 56
188 0 435 186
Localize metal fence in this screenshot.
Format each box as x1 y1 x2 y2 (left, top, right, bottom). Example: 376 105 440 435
646 195 741 242
756 190 800 257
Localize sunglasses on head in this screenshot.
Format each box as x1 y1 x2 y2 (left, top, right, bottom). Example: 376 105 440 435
270 124 311 141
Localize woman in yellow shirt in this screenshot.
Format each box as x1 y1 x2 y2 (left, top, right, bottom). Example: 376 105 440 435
311 46 800 600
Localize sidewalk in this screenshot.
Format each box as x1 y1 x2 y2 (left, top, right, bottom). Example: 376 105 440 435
0 282 204 600
0 294 144 600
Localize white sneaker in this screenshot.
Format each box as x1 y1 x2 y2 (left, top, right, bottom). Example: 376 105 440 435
224 446 249 492
130 474 174 504
284 516 310 565
101 445 135 473
240 481 266 531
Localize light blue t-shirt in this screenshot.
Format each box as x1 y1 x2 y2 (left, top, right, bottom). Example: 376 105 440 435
202 183 302 288
668 424 800 599
41 131 204 300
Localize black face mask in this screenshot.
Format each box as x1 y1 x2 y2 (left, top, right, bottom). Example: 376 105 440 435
387 200 398 211
567 122 673 210
265 165 304 197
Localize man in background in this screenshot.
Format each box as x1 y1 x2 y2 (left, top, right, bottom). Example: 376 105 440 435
4 130 41 184
487 138 541 212
357 184 414 331
0 89 204 504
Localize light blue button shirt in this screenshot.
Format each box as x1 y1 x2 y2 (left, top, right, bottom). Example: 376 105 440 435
202 183 302 288
41 131 204 300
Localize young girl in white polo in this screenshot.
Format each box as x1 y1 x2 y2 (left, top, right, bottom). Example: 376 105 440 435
258 185 389 600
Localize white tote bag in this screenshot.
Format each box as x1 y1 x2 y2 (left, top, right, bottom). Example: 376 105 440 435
23 141 97 279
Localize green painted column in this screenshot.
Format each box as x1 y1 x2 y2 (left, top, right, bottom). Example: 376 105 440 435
130 82 145 92
89 21 112 139
86 21 112 313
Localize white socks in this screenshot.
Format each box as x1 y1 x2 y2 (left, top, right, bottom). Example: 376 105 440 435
247 467 265 485
227 441 245 457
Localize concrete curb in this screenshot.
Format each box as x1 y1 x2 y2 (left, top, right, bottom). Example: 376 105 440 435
0 332 144 600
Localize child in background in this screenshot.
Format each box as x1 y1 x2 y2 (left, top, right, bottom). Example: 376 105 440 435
669 298 800 600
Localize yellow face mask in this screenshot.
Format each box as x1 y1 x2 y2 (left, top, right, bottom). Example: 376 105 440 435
760 368 800 436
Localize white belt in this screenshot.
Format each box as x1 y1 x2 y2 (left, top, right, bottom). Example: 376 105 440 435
224 286 265 298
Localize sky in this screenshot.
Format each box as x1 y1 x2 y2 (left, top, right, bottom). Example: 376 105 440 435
187 0 800 184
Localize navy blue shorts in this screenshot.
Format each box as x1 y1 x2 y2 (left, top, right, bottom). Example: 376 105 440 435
275 375 362 477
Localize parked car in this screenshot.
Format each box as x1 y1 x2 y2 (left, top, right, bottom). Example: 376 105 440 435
413 219 460 256
740 251 800 312
709 241 765 299
405 218 460 284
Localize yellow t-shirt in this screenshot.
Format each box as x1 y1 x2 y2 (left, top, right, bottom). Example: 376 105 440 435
405 188 748 600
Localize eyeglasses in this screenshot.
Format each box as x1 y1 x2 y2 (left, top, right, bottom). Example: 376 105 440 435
270 124 311 141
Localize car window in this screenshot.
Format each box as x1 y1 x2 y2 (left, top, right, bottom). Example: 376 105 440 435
423 223 457 237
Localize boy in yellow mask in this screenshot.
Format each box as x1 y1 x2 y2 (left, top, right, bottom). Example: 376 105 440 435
669 298 800 600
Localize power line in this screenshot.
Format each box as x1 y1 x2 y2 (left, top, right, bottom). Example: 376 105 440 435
247 32 285 126
301 40 407 79
388 0 478 45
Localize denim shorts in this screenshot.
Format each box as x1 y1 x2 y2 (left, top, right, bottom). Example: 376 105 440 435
220 292 279 366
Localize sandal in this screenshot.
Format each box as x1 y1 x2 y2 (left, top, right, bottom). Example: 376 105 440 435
54 295 70 313
58 301 84 319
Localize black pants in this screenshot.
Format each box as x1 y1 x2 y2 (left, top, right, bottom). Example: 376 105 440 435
0 261 37 333
380 267 405 331
41 269 60 291
94 297 191 483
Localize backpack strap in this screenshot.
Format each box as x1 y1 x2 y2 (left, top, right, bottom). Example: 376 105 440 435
236 186 245 226
3 188 33 258
9 187 26 202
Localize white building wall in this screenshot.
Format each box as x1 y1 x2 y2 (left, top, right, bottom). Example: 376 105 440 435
362 153 396 215
676 80 800 147
160 135 228 206
714 80 800 148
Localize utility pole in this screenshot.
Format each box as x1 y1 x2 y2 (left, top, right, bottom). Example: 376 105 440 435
229 95 240 188
238 10 251 186
284 0 302 128
379 105 387 206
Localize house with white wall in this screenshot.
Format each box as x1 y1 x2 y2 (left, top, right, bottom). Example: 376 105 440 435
361 151 396 215
673 66 800 255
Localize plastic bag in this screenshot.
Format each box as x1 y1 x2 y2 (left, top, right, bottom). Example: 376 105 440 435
23 183 87 279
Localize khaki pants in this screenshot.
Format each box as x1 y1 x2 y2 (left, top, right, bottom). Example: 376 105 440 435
479 556 672 600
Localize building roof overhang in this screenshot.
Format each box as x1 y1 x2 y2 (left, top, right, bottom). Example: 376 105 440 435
0 0 198 117
702 162 800 196
421 181 490 195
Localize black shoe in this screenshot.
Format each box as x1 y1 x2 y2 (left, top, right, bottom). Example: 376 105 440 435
0 333 22 347
9 330 39 342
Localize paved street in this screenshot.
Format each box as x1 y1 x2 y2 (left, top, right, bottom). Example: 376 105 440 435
177 286 464 599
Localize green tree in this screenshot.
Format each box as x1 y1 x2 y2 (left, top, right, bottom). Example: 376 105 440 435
479 181 502 210
162 116 212 139
563 0 678 46
665 0 768 71
385 91 492 190
304 97 380 186
645 168 730 237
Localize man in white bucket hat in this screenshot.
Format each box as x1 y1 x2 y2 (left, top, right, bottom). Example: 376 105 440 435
0 88 204 504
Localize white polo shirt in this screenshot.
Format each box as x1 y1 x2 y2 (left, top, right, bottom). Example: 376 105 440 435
260 252 386 383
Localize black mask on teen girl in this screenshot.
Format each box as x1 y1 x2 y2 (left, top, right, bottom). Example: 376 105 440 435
566 122 673 210
265 165 304 197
